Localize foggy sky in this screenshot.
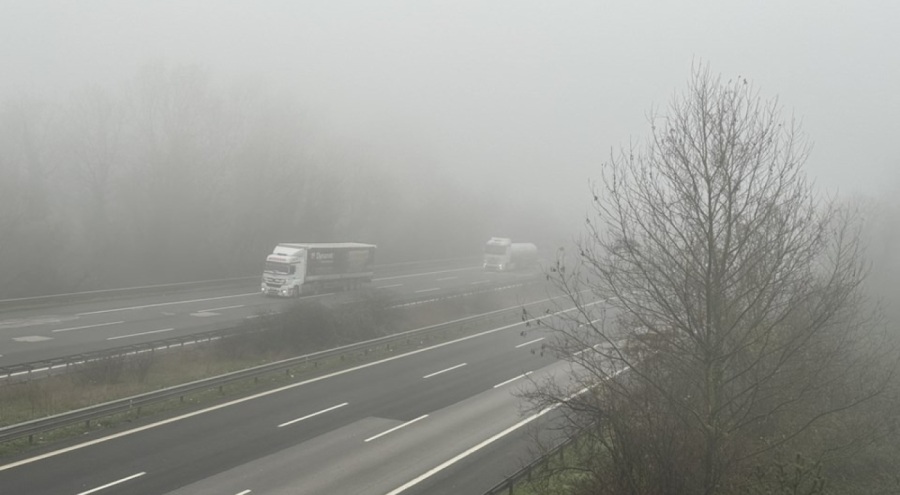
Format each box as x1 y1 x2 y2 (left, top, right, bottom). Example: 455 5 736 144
3 0 899 226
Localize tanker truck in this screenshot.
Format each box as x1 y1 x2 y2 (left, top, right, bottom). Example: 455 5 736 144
482 237 538 271
261 243 376 297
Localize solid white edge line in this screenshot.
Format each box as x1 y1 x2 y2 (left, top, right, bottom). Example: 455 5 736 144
422 363 467 379
78 293 259 315
107 328 174 341
515 337 545 349
364 415 429 443
51 321 125 333
493 371 533 389
278 402 349 428
0 299 600 473
382 405 558 495
197 305 245 313
76 472 146 495
376 284 403 289
235 490 252 495
383 379 610 495
435 276 458 281
385 369 629 495
414 288 440 294
373 266 476 282
470 280 489 285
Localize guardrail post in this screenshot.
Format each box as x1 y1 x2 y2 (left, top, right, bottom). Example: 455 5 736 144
28 434 33 445
85 419 90 430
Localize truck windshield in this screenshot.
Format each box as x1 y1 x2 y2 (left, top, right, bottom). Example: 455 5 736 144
484 245 507 255
264 262 294 274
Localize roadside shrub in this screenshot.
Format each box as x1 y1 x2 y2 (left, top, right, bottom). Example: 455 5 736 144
215 289 399 358
73 355 127 385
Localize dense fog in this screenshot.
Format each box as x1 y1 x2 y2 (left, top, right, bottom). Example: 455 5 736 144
1 1 898 300
0 66 563 296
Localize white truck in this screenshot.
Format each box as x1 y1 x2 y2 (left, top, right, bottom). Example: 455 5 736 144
261 243 376 297
482 237 538 271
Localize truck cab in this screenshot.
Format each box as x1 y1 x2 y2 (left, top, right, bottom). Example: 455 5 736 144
483 237 513 271
261 246 306 297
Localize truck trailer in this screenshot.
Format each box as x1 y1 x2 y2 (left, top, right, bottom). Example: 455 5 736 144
482 237 538 271
261 243 376 297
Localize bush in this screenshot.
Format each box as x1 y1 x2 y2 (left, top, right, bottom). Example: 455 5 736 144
216 289 397 358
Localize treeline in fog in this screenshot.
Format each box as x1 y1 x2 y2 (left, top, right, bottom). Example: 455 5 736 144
0 63 554 298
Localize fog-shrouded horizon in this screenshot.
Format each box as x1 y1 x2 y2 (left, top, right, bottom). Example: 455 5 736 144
5 1 899 195
4 5 900 493
2 1 900 296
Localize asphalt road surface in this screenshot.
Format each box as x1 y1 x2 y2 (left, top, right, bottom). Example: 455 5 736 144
0 258 537 368
0 294 592 495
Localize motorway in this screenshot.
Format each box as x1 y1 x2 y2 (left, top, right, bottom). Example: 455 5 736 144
0 291 589 494
0 258 593 494
0 258 535 368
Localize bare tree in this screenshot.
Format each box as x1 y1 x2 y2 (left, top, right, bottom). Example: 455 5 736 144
59 86 126 288
0 97 66 296
526 67 896 494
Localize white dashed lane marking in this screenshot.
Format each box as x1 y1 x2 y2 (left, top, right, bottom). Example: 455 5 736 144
52 321 125 333
77 472 146 495
364 415 429 443
422 362 467 379
278 403 349 428
12 336 53 343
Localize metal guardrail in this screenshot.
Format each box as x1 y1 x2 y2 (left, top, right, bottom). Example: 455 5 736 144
0 278 531 381
0 279 539 445
483 373 630 494
483 432 580 495
0 324 246 380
